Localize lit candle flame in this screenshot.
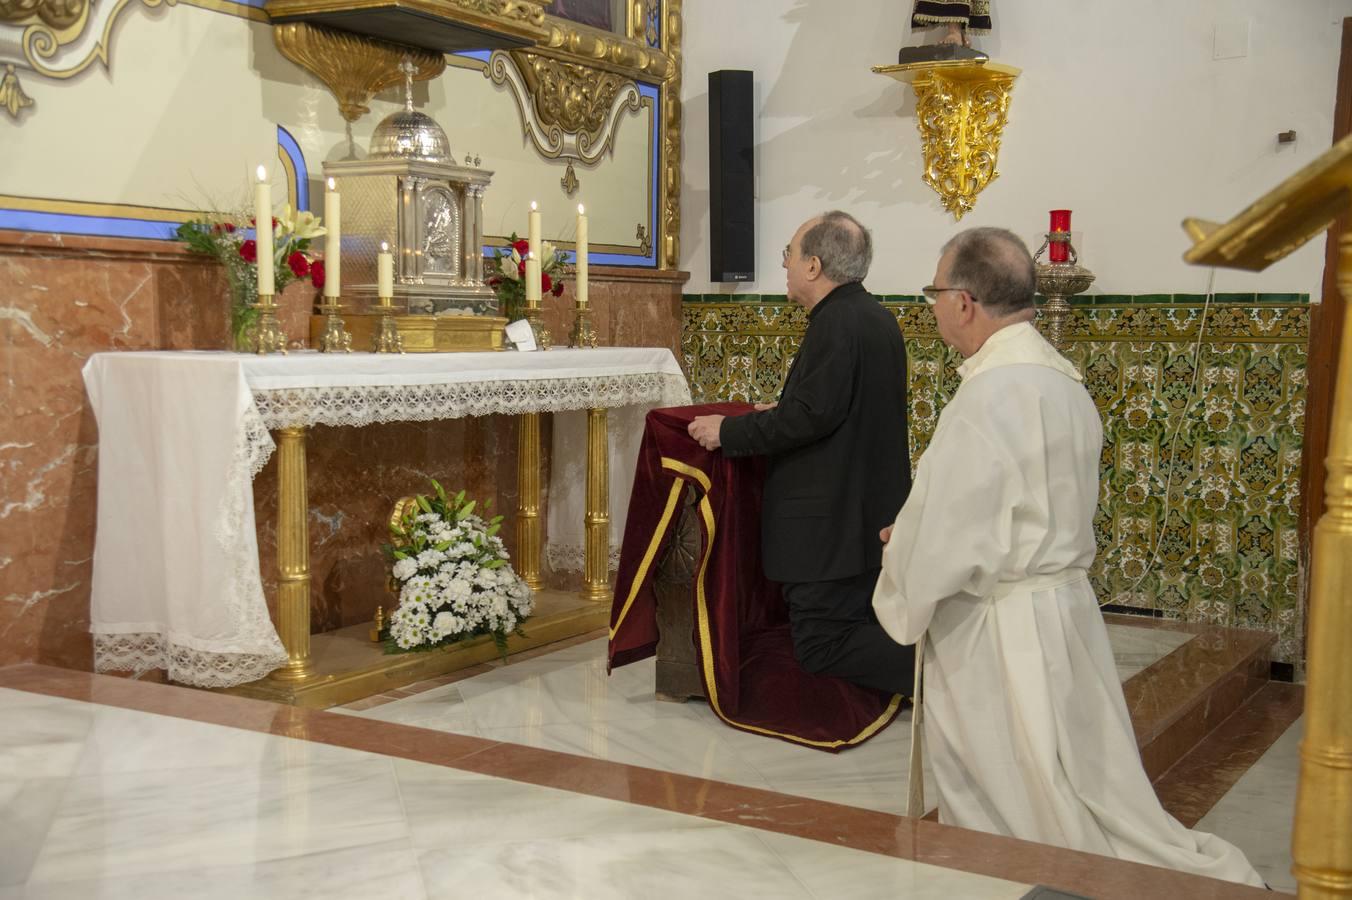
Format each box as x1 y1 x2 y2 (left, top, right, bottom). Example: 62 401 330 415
256 165 266 182
327 177 336 191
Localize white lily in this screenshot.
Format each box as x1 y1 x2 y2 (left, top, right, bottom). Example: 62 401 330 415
278 204 327 240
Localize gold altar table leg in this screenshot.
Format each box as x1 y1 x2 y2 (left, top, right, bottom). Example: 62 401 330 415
517 412 545 591
582 407 612 603
271 425 315 682
1292 227 1352 900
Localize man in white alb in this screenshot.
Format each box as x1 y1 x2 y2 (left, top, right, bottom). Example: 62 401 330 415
872 227 1263 887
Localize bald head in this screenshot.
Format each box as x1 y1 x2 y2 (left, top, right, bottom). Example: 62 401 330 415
940 227 1036 317
800 210 873 285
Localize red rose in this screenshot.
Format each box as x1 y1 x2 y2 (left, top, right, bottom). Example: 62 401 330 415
487 276 501 287
273 217 279 228
288 251 309 279
540 273 553 294
310 258 326 289
512 239 530 256
223 222 236 233
551 280 565 297
239 240 257 262
517 260 527 276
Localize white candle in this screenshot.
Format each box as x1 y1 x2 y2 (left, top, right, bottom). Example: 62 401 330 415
378 241 394 299
527 201 542 308
254 166 274 296
324 177 341 298
575 203 588 308
528 201 541 260
525 254 540 307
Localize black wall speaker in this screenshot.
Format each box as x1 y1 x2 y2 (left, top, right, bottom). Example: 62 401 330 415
709 70 754 282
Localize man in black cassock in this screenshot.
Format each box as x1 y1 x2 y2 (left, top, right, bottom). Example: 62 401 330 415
688 211 916 697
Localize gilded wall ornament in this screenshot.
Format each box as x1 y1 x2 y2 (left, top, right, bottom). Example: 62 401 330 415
491 0 680 268
272 23 444 123
0 0 85 28
658 0 681 267
874 60 1018 221
264 0 548 50
560 160 579 196
1 63 33 118
515 52 636 152
0 0 175 120
488 50 640 163
539 15 673 81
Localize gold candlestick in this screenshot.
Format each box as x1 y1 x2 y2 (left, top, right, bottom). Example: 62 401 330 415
523 303 552 351
372 295 403 353
569 302 597 349
369 605 384 643
252 293 288 355
318 296 352 353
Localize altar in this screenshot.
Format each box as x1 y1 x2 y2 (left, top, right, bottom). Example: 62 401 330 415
81 348 689 706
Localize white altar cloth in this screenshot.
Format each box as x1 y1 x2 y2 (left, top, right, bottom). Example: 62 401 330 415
82 348 690 687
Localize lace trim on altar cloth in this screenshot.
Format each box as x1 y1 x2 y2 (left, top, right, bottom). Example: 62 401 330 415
93 632 287 688
546 541 622 574
206 399 287 688
252 373 691 429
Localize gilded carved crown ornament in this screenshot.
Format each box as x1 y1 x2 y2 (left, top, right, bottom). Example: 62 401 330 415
517 53 633 150
487 48 640 199
872 58 1020 221
0 0 175 120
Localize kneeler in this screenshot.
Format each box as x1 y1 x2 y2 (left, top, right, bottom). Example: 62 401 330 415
607 403 903 752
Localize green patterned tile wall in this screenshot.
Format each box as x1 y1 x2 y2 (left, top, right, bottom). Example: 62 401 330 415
682 298 1310 664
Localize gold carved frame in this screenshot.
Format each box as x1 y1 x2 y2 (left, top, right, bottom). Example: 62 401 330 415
495 0 682 268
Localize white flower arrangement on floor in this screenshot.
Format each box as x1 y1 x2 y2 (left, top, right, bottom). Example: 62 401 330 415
384 480 533 655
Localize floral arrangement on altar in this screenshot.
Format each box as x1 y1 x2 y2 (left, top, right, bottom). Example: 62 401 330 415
488 233 569 322
175 205 327 348
384 480 534 656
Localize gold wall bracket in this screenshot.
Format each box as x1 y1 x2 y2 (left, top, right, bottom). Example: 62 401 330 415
873 59 1020 221
272 22 445 123
1183 130 1352 900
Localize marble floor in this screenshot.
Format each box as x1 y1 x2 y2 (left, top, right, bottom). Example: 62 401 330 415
337 621 1300 890
1196 718 1302 894
0 686 1031 900
335 623 1200 816
0 618 1294 900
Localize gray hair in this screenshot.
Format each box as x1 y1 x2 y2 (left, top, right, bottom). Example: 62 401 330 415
941 227 1036 317
801 210 872 284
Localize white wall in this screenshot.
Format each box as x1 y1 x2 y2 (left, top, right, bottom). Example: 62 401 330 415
680 0 1352 298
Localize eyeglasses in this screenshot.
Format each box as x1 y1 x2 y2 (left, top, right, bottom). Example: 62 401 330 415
920 285 979 306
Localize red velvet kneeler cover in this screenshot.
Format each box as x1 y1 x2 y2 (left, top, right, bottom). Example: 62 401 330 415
608 403 902 752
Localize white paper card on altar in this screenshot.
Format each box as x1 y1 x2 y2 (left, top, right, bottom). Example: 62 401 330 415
505 319 537 351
